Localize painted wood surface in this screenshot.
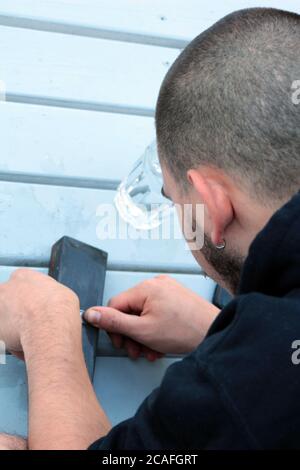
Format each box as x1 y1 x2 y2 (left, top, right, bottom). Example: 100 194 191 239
0 355 180 436
0 181 199 271
0 26 179 113
0 102 155 185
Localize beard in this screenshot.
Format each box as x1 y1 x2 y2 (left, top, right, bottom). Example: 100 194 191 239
200 233 245 295
187 215 245 295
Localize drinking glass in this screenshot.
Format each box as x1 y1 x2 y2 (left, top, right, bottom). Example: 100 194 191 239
114 140 174 230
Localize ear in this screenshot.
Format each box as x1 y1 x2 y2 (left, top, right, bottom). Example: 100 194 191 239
187 168 234 246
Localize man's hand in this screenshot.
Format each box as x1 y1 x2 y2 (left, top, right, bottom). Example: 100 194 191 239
84 275 220 357
0 434 27 450
0 268 80 355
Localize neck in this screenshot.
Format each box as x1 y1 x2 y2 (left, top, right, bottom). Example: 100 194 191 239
227 185 285 259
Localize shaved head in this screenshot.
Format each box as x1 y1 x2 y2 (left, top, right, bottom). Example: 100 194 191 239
156 8 300 204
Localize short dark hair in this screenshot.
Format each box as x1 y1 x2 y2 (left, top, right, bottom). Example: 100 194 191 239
155 8 300 203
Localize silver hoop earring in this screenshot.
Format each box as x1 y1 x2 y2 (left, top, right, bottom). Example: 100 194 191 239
215 239 226 250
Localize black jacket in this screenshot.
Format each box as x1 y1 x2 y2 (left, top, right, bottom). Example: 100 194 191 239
90 191 300 450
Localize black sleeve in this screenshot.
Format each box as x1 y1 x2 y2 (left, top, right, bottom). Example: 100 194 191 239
88 354 250 450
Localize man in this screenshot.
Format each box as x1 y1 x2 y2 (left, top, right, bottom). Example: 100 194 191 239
1 7 300 449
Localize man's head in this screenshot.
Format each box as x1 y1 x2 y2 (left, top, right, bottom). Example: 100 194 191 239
156 7 300 294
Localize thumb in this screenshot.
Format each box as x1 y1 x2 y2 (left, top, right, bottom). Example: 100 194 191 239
84 306 141 338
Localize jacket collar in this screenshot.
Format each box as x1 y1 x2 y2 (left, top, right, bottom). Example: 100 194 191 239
238 191 300 296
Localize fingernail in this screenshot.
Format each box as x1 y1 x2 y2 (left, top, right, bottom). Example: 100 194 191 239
85 309 101 324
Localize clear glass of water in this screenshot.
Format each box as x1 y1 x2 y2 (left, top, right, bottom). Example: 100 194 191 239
114 140 174 230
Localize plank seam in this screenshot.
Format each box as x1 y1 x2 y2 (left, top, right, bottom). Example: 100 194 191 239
0 172 121 191
0 13 189 49
5 93 155 117
5 351 183 359
0 258 203 275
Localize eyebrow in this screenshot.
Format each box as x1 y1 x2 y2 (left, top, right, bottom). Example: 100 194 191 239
161 186 171 201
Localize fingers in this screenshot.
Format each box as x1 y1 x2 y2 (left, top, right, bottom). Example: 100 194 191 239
109 333 124 350
108 333 164 362
124 338 141 360
122 338 162 361
107 281 151 313
142 346 164 362
84 306 163 362
84 306 141 338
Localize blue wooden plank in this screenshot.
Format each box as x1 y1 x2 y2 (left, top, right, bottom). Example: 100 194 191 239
0 102 154 184
103 270 215 305
0 26 179 112
0 182 199 272
0 355 178 436
0 356 28 437
0 267 215 302
93 357 179 426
